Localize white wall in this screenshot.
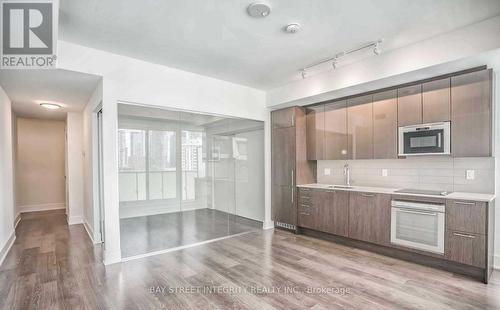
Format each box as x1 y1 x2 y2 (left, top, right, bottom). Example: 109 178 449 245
15 118 66 213
66 112 84 225
61 41 267 264
0 86 15 265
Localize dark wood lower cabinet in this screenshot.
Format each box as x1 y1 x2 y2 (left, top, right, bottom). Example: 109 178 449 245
320 190 349 237
445 230 486 268
348 192 391 245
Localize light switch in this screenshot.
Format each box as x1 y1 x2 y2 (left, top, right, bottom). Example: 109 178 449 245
324 168 331 176
382 169 388 177
466 170 475 180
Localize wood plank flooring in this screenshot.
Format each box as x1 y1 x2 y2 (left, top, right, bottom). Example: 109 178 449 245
120 209 262 258
1 209 500 309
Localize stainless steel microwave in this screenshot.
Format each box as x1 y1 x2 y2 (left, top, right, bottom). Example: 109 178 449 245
398 122 451 156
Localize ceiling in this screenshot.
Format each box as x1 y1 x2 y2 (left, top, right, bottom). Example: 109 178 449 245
0 69 101 120
59 0 500 90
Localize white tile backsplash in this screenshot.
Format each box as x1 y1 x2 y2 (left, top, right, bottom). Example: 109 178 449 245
317 157 494 194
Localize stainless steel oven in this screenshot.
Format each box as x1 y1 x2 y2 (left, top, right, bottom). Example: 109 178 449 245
398 122 450 156
391 200 445 254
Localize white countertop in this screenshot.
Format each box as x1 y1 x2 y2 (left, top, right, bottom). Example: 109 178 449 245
296 183 495 202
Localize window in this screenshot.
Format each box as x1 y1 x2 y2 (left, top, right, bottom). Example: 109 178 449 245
118 129 146 201
149 130 176 200
182 131 204 200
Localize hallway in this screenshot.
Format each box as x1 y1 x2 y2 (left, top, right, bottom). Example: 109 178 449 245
1 210 500 309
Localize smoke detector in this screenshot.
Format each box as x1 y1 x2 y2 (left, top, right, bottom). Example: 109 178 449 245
247 3 271 18
284 23 301 34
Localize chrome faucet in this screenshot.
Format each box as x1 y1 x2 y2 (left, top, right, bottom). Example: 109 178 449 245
343 163 351 187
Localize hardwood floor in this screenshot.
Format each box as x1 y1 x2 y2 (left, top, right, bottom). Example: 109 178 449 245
1 210 500 309
120 209 262 258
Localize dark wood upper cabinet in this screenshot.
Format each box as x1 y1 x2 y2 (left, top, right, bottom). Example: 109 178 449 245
272 107 295 129
347 95 373 159
324 100 348 160
306 106 325 160
398 84 422 126
451 69 492 157
373 90 398 159
422 78 451 123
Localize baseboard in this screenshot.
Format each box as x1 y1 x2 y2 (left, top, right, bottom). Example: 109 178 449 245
262 220 274 230
67 215 83 225
18 202 65 213
104 249 122 265
494 255 500 270
14 213 21 228
83 220 101 244
0 231 16 266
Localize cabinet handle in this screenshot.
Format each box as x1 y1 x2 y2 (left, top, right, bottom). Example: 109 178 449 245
300 204 311 208
454 201 476 206
361 193 375 197
453 232 476 239
291 169 294 186
291 187 294 203
299 211 310 216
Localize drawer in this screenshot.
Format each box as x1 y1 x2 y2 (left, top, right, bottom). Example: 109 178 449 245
445 230 485 268
446 200 486 234
298 207 318 230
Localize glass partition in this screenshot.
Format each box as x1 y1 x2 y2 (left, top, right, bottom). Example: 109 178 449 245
118 104 264 258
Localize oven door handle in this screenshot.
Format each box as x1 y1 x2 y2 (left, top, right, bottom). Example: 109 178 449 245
395 208 438 216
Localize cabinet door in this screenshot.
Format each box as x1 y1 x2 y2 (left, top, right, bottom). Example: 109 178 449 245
445 230 485 268
324 100 348 160
320 190 349 237
451 69 492 157
349 192 391 245
306 106 325 160
298 189 322 230
373 90 398 159
398 84 422 126
271 126 296 226
446 200 486 235
347 95 373 159
422 78 450 123
272 107 295 129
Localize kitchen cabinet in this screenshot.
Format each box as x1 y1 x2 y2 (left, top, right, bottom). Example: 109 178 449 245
324 100 348 160
422 78 451 123
271 107 315 229
348 192 391 245
451 69 492 157
446 200 486 235
306 106 324 160
347 95 373 159
297 188 349 237
445 230 485 268
272 107 295 129
319 190 349 237
373 90 398 159
397 84 422 126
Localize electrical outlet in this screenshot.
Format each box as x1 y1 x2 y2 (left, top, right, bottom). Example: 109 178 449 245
466 170 475 180
324 168 331 176
382 169 388 177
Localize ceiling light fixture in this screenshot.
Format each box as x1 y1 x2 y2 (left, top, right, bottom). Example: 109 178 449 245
40 103 61 110
247 3 271 18
300 39 383 78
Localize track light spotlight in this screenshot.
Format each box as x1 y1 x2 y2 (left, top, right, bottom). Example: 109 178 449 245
301 70 306 79
332 58 338 69
373 42 381 55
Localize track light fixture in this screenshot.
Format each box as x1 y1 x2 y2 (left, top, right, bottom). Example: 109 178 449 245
300 39 382 79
